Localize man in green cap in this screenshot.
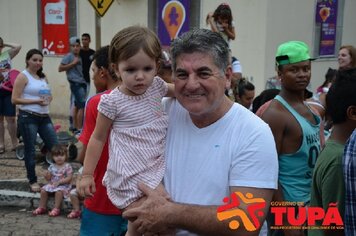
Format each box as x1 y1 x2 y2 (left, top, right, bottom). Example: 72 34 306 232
261 41 322 236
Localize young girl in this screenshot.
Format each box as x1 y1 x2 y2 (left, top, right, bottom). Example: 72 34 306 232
206 3 236 46
78 26 174 235
32 144 73 217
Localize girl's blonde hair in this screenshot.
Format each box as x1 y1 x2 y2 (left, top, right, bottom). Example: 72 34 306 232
109 26 162 65
51 144 68 161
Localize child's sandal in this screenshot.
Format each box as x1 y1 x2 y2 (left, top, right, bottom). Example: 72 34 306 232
32 207 47 216
48 208 61 217
67 210 81 219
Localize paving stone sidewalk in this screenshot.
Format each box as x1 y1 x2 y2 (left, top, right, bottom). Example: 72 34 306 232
0 118 82 235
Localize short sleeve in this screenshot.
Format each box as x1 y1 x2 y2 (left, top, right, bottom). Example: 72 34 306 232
79 95 101 145
153 76 168 97
98 93 117 120
61 54 72 65
230 121 279 189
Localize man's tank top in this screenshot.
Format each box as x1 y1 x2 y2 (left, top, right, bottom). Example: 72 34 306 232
275 95 321 204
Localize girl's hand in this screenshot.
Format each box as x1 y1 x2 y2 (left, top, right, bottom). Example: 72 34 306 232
52 181 60 187
206 12 214 24
44 171 51 181
77 175 96 198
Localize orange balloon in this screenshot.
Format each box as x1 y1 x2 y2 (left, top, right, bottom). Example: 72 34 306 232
162 1 186 40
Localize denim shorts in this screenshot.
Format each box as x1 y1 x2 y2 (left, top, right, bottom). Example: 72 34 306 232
0 88 16 116
69 82 87 109
80 207 127 236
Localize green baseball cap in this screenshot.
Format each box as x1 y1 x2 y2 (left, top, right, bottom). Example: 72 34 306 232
276 41 312 66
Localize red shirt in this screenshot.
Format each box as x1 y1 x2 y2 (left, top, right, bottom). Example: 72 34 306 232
79 90 121 215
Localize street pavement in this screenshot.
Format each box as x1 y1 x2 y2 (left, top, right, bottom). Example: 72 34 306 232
0 206 80 236
0 126 82 235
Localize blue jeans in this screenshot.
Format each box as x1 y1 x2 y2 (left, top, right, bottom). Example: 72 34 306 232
69 82 87 109
80 207 127 236
17 110 58 184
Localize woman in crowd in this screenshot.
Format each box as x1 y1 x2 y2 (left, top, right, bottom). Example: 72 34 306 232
12 49 58 192
338 45 356 70
0 37 21 153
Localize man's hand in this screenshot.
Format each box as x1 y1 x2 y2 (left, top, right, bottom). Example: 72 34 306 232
123 183 172 235
77 175 96 197
72 57 80 65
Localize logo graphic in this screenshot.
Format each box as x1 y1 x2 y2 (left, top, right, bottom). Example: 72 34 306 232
319 7 331 22
217 192 266 231
270 202 344 229
162 0 186 40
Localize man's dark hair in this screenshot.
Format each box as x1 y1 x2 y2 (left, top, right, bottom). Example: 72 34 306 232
81 33 91 40
93 45 119 81
326 68 356 124
93 45 109 69
170 29 230 75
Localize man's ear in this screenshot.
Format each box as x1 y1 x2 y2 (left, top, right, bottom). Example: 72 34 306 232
277 69 283 77
100 67 107 80
225 65 232 90
347 106 356 121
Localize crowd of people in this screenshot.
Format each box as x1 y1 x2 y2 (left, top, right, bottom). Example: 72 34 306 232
1 2 356 236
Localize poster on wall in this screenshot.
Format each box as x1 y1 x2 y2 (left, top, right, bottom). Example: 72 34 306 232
315 0 338 56
158 0 190 47
41 0 69 56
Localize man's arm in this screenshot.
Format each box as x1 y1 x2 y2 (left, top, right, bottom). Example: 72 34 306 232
261 104 306 236
124 185 274 236
166 83 175 97
260 103 285 155
58 57 79 72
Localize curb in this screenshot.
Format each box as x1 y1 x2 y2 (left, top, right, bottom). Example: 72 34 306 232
0 181 72 210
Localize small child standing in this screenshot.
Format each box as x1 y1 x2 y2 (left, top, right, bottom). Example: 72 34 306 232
32 144 73 217
206 3 236 47
78 26 174 235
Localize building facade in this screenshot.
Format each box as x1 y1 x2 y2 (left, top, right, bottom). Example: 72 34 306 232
1 0 355 117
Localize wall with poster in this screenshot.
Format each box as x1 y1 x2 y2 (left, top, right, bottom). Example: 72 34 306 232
315 0 338 57
158 0 190 47
1 0 356 117
41 0 69 55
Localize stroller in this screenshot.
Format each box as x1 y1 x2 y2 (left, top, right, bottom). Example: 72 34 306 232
16 125 78 164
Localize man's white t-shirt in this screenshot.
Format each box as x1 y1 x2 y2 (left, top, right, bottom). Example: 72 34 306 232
163 99 278 235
